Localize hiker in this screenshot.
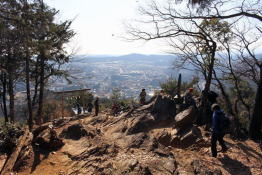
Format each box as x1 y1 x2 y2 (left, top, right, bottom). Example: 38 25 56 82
211 103 228 158
87 102 93 113
94 97 99 116
183 88 196 108
112 102 120 116
139 89 146 105
76 102 81 114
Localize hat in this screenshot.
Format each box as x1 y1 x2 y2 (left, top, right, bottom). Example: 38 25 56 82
211 103 220 111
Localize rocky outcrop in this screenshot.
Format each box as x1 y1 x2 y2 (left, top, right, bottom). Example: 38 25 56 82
151 95 176 121
2 94 261 175
156 106 202 148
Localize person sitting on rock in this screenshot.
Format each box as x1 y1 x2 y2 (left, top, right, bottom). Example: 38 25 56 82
94 97 99 116
139 89 147 105
211 103 228 158
183 88 196 108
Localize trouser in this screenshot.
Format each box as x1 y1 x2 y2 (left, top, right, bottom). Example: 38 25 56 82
211 132 227 157
95 107 99 116
140 98 145 105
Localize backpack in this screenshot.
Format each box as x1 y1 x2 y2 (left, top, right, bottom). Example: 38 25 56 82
218 112 231 133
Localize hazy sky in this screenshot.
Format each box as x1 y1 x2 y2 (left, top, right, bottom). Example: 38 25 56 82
45 0 165 55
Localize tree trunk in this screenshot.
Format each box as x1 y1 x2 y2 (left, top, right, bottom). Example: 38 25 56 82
204 43 216 92
249 66 262 140
36 54 45 124
25 55 33 131
202 43 216 129
8 70 15 123
1 72 8 123
32 57 40 107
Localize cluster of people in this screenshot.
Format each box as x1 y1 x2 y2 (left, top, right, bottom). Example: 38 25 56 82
138 87 228 158
77 97 100 116
84 87 229 158
183 88 228 157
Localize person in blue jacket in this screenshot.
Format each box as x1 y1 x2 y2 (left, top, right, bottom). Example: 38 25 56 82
211 103 227 157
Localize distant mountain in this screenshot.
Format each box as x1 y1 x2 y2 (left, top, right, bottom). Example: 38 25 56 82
71 53 175 64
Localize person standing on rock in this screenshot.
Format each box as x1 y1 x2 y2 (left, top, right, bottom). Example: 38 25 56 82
76 102 82 114
184 88 195 108
211 103 228 158
94 97 99 116
87 102 93 113
139 89 147 105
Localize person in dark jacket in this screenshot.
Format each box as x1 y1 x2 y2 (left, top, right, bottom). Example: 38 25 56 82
211 103 227 158
184 88 196 108
94 97 99 116
87 102 93 113
139 89 146 105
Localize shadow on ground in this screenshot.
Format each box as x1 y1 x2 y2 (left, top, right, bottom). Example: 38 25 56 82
31 146 51 173
218 155 251 175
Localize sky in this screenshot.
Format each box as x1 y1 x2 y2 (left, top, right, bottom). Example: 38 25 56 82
45 0 166 55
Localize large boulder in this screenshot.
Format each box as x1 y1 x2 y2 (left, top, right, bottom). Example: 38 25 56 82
157 125 202 148
33 126 64 150
126 114 155 135
60 123 99 140
124 95 177 135
52 118 72 127
171 125 202 148
151 95 176 121
174 106 196 129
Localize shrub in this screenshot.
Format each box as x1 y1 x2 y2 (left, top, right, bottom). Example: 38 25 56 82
0 123 24 154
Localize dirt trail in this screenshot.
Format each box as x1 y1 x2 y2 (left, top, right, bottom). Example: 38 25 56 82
7 109 262 175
